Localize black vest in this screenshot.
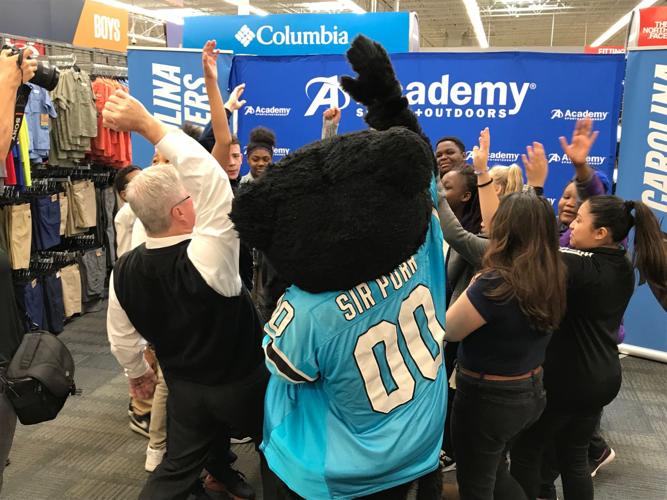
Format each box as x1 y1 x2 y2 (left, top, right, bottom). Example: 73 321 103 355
114 240 264 385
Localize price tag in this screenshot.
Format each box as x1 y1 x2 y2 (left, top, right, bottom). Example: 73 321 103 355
31 279 37 288
51 194 58 202
96 249 102 258
56 271 61 279
40 113 49 128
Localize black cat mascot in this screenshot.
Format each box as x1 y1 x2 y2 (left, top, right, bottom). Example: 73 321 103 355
231 36 448 500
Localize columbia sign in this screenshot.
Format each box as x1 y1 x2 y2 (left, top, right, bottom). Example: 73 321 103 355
234 24 350 49
550 109 609 121
305 74 535 118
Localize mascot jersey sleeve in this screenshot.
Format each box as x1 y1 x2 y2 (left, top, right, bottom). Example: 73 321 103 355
262 179 447 500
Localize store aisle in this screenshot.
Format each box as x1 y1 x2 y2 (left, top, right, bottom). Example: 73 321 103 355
2 307 666 499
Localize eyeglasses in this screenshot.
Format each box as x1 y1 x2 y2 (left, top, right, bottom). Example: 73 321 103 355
171 195 191 210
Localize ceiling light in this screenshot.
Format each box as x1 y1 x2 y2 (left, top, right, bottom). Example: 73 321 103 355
590 0 659 47
339 0 366 14
462 0 489 48
222 0 270 16
94 0 191 24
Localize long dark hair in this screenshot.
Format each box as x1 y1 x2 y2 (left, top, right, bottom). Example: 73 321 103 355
457 166 482 234
587 196 667 288
482 193 567 333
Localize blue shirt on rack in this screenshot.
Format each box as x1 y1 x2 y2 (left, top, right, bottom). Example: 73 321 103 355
26 83 57 160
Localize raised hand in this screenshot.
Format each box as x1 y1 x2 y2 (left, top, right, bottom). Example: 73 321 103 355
472 127 490 173
202 39 219 82
323 107 341 125
522 142 548 188
559 118 598 168
225 83 247 112
103 89 152 132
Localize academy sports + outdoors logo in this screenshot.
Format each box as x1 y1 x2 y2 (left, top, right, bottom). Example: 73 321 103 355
548 153 606 166
244 105 291 117
304 75 536 118
550 109 609 121
466 151 520 163
234 24 350 48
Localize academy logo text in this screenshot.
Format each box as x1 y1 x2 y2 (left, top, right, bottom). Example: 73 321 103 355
550 109 609 121
548 153 606 166
244 105 291 117
466 151 520 163
304 75 536 119
235 24 349 48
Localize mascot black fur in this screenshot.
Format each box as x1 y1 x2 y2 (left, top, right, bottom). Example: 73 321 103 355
230 35 437 294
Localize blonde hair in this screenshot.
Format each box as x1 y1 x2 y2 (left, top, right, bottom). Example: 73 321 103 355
490 164 524 196
125 165 187 234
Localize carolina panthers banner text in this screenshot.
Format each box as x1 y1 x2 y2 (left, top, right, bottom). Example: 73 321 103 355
230 52 625 203
616 49 667 355
128 47 233 167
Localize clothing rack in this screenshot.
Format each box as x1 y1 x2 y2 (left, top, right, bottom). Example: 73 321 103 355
88 63 128 78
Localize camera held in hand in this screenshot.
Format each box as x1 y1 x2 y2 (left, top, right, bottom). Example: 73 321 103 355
2 44 59 91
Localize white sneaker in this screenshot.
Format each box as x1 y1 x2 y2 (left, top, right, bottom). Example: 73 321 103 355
230 436 252 444
145 445 166 472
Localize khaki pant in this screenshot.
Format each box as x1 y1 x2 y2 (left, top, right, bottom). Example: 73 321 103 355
72 180 96 228
149 361 168 451
58 193 68 236
60 264 82 317
8 204 32 270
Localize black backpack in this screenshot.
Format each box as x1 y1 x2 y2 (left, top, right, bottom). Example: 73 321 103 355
1 331 78 425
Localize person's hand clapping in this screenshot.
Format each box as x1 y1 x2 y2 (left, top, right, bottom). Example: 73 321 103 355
472 127 490 174
225 83 247 112
202 39 219 82
522 142 548 188
128 366 158 400
559 117 598 169
323 107 341 125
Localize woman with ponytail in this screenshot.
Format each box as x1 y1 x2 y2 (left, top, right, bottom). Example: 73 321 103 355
511 194 667 500
489 164 524 196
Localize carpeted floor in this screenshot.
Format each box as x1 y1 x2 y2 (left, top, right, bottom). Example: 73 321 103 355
2 306 666 499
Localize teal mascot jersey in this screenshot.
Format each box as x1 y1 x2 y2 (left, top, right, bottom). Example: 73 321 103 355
231 36 448 499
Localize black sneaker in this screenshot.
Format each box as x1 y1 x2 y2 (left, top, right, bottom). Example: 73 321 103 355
128 403 151 438
439 450 456 473
590 447 616 477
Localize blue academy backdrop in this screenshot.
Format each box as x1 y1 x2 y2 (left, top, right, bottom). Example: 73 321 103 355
127 48 233 168
229 52 625 205
616 49 667 355
182 13 411 56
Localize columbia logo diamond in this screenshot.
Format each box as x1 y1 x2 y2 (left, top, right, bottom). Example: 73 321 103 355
235 25 256 47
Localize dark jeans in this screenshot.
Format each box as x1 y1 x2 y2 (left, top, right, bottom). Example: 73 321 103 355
538 412 608 499
452 370 546 500
277 468 442 500
511 407 601 500
139 364 268 500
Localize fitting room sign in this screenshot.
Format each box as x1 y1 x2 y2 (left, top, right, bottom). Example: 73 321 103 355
73 0 128 52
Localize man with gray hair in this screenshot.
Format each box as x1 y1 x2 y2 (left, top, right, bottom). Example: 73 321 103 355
104 87 267 500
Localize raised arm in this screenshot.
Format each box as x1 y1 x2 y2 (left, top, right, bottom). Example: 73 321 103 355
472 127 499 230
522 141 548 195
202 40 234 170
321 107 341 139
0 49 37 157
103 89 241 297
559 118 606 200
437 185 488 267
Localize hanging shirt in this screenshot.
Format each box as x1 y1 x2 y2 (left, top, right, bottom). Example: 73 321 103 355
261 179 448 499
26 83 57 159
4 152 16 185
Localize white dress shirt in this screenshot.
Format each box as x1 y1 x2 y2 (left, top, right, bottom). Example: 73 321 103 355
107 130 241 378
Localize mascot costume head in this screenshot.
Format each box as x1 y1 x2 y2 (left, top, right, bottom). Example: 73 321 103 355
230 35 437 293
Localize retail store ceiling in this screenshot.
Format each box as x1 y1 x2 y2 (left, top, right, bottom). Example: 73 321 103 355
129 0 666 48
